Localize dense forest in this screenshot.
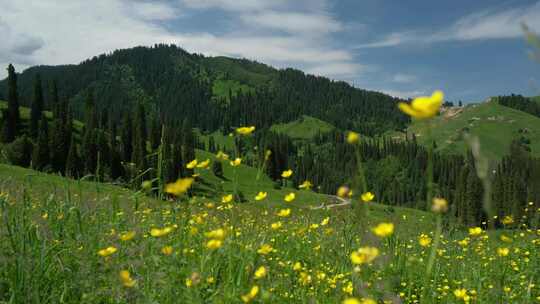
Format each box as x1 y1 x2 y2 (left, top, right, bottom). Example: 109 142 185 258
1 45 539 228
497 94 540 117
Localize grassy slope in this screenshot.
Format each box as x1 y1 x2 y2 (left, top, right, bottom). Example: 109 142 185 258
408 101 540 160
270 115 335 140
0 100 84 131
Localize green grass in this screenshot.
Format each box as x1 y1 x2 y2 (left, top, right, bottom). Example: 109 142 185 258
408 102 540 160
270 115 335 140
212 79 255 101
1 161 538 303
0 100 84 131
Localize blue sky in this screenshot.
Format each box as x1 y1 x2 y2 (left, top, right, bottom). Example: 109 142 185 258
1 0 540 101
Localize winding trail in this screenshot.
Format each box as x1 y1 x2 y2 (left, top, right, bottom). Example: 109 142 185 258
310 195 351 210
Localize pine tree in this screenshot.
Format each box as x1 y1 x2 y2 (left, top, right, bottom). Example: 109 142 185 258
121 112 133 162
65 137 81 178
32 115 50 170
1 64 20 143
81 92 98 175
30 74 44 138
49 102 71 173
132 103 147 171
181 119 196 177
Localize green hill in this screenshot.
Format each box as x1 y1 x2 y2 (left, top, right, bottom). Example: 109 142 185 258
408 101 540 160
270 115 335 140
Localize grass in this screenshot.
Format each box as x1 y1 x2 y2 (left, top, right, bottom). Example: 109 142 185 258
212 79 255 101
1 161 538 303
270 115 335 140
408 101 540 160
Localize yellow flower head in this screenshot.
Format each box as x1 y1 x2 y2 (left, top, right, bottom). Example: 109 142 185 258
97 246 117 257
255 191 268 201
468 227 483 236
350 246 379 265
271 221 282 230
236 126 256 135
150 226 174 237
298 180 313 190
205 228 226 240
501 215 514 225
321 217 330 226
119 231 136 241
497 247 510 257
372 222 394 238
281 169 293 178
398 90 444 119
216 151 229 160
284 192 296 203
186 159 198 169
206 239 223 250
361 192 375 203
277 208 291 217
337 186 351 198
454 288 469 301
346 131 360 144
119 270 136 288
418 234 432 247
257 244 274 255
222 194 234 203
141 180 152 191
196 159 211 169
164 178 194 196
230 158 242 167
431 197 448 213
161 245 174 255
254 266 267 279
241 285 259 303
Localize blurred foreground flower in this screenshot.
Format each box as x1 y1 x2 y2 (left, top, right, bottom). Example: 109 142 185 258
165 178 194 196
398 90 444 119
236 126 256 135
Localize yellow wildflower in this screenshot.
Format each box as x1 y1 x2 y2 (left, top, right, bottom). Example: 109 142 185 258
222 194 234 203
271 222 282 230
206 239 223 250
230 158 242 167
255 192 267 201
321 217 330 226
141 180 152 191
164 178 194 196
97 246 117 257
241 285 259 303
418 234 432 247
454 288 470 301
361 192 375 203
346 131 360 144
205 228 226 240
196 159 211 169
398 90 444 119
216 151 229 160
432 197 448 213
501 215 514 225
497 247 510 257
119 231 136 241
277 208 291 217
337 186 350 198
161 245 173 255
257 244 274 255
372 222 394 238
150 226 174 237
299 180 313 190
350 246 379 264
186 159 198 169
468 227 483 236
284 192 296 202
254 266 267 279
281 169 293 178
236 126 256 135
119 270 136 288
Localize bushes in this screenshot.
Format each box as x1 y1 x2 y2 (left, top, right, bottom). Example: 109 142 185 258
4 135 33 167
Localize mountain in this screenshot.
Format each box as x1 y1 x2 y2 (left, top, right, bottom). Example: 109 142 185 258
406 100 540 160
0 44 408 136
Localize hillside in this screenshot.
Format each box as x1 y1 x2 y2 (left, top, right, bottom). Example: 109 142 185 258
407 101 540 160
0 45 409 136
270 115 335 140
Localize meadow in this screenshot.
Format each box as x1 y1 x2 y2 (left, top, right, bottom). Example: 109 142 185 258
0 149 539 303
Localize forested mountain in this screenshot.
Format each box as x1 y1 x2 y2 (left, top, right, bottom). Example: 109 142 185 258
0 44 409 136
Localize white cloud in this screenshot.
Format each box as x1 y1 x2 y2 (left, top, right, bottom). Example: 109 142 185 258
0 0 361 81
241 11 342 34
379 89 425 99
357 2 540 49
392 73 416 83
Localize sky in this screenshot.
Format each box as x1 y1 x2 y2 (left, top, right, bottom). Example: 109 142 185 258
1 0 540 102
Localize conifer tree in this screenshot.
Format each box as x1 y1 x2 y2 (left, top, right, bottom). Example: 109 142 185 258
65 137 81 178
2 64 20 143
132 103 147 171
30 74 44 138
81 91 98 175
181 119 196 177
121 112 133 162
32 115 50 170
